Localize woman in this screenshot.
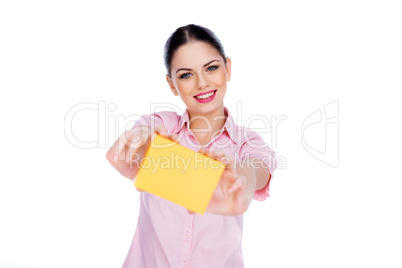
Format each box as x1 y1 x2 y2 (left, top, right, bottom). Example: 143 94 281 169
106 24 277 268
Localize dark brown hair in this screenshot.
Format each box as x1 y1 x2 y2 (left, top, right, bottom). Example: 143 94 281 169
164 24 227 77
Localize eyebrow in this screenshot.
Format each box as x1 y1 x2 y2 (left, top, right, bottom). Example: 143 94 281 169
175 59 220 74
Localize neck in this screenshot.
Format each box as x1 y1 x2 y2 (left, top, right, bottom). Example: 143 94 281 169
188 105 227 138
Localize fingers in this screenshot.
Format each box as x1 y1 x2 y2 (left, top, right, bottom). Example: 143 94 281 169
117 125 178 162
119 131 149 162
170 133 179 143
116 130 139 161
107 124 183 180
154 124 168 136
124 137 145 164
154 125 180 143
228 175 246 193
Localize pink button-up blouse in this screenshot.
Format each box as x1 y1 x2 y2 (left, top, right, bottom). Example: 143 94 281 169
123 107 277 268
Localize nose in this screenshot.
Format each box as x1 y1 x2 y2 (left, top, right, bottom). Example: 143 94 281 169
197 73 209 90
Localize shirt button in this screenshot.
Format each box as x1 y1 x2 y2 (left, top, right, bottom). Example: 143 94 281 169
182 261 188 267
185 232 191 238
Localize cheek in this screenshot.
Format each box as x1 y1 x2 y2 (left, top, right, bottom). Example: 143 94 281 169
175 80 196 93
217 72 227 86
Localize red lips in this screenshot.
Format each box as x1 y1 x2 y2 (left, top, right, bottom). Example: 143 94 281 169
194 90 216 97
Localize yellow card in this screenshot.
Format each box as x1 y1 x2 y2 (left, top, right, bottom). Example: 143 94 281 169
134 133 226 214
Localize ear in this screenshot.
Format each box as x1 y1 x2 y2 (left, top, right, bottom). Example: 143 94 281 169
166 74 179 96
225 57 232 82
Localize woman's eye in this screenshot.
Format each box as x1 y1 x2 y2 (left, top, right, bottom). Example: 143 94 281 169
180 73 191 79
207 65 218 71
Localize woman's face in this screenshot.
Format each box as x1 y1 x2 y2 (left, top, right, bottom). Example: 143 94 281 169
166 41 231 117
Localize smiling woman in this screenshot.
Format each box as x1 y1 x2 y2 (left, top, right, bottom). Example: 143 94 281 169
166 41 231 124
106 24 277 268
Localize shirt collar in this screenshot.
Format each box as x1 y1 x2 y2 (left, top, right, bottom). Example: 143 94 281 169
175 106 237 144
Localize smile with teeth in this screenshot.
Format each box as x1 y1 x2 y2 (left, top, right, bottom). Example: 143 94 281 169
195 90 216 99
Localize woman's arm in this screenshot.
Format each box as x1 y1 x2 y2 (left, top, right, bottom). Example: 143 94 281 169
236 157 271 192
234 158 271 210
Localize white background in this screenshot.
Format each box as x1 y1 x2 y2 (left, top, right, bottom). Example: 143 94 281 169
1 0 401 267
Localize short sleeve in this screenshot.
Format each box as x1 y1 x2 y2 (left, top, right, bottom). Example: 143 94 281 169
131 113 164 131
238 129 277 201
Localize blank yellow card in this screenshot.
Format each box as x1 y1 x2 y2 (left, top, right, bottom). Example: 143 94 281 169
134 133 226 214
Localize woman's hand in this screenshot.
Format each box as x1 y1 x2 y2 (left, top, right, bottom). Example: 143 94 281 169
199 149 257 216
106 125 178 181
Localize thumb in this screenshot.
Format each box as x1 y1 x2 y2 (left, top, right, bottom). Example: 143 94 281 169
154 125 168 136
